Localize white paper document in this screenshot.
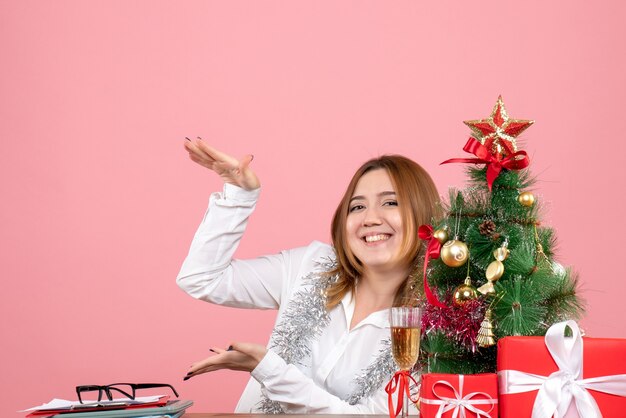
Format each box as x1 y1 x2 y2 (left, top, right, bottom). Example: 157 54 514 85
21 395 164 412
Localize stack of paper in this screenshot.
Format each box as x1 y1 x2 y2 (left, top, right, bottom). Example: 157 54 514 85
20 397 193 418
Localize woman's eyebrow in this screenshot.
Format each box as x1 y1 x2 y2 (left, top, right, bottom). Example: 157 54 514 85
349 191 396 203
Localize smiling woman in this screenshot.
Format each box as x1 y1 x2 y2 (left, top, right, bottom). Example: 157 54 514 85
348 173 406 270
328 156 441 314
176 140 441 414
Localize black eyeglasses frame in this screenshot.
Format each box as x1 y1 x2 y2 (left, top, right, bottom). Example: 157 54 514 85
75 383 179 404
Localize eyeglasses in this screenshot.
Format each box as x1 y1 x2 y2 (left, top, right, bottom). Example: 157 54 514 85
76 383 179 404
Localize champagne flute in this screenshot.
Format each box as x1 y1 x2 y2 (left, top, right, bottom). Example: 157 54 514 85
390 306 422 417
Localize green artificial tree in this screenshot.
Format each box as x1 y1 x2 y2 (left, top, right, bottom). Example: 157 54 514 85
418 96 584 374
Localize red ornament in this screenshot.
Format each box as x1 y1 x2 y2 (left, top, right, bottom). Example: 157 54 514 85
464 96 534 156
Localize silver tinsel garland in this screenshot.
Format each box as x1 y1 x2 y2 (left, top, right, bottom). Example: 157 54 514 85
256 257 397 413
346 339 396 405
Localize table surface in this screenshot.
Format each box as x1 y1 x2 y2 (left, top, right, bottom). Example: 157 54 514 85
185 415 388 418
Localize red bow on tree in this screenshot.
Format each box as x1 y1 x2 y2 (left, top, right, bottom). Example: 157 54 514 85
441 138 530 191
418 225 446 308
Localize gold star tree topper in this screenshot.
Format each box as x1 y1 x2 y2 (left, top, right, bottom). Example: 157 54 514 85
464 96 534 156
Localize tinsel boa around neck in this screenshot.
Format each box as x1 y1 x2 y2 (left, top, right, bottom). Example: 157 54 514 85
256 257 398 413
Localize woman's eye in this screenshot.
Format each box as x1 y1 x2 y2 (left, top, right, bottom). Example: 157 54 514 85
383 200 398 207
349 204 365 213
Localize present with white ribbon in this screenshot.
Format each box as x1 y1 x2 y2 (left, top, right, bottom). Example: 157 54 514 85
420 373 498 418
497 320 626 417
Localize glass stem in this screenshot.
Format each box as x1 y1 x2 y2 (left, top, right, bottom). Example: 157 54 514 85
401 391 409 418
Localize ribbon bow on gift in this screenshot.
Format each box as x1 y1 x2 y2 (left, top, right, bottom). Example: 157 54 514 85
420 375 497 418
498 320 626 418
441 138 530 191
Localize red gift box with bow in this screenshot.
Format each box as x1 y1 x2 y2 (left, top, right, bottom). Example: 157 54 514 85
419 373 498 418
497 321 626 418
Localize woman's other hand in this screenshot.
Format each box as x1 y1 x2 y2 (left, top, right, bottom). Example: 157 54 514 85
184 138 260 191
184 342 268 380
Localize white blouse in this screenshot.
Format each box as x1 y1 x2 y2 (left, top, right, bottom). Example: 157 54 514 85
177 184 411 414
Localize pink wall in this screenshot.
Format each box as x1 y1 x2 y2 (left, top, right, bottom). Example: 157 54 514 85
2 1 625 415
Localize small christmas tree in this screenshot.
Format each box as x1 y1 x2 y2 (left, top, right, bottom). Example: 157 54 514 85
418 96 584 374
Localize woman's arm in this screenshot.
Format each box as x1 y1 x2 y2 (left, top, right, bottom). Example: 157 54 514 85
178 140 294 308
177 183 285 308
185 342 396 414
178 181 323 308
251 349 394 414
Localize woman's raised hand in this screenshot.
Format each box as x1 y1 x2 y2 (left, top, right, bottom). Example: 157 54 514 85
184 137 260 191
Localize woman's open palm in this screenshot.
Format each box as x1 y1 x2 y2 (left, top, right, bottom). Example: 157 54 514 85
184 342 268 380
184 138 260 190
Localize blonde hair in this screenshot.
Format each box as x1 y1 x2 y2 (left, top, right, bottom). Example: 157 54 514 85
326 155 441 308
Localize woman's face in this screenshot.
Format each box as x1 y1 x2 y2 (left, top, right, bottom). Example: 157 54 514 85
346 168 406 274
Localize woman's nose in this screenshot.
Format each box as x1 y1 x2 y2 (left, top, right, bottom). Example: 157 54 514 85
363 207 383 226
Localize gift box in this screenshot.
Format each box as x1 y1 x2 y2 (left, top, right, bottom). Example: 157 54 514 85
420 373 498 418
497 320 626 418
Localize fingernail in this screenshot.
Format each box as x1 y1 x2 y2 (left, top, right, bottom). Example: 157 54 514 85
186 371 192 376
185 137 191 141
251 155 254 161
183 376 190 381
227 345 233 351
197 136 202 140
209 348 217 353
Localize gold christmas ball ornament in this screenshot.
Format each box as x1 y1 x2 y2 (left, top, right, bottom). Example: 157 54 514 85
453 277 478 306
518 191 535 207
433 228 449 244
441 239 469 267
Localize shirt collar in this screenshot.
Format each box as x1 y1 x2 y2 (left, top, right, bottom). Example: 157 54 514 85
340 290 391 330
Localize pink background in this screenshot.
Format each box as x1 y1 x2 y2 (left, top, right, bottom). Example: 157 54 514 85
2 1 625 415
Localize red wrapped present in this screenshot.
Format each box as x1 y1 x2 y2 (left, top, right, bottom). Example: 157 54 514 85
497 320 626 417
420 373 498 417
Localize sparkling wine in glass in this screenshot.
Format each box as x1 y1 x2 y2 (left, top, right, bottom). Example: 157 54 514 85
390 306 422 417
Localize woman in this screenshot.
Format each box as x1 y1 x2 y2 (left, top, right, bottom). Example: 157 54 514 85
178 138 440 413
